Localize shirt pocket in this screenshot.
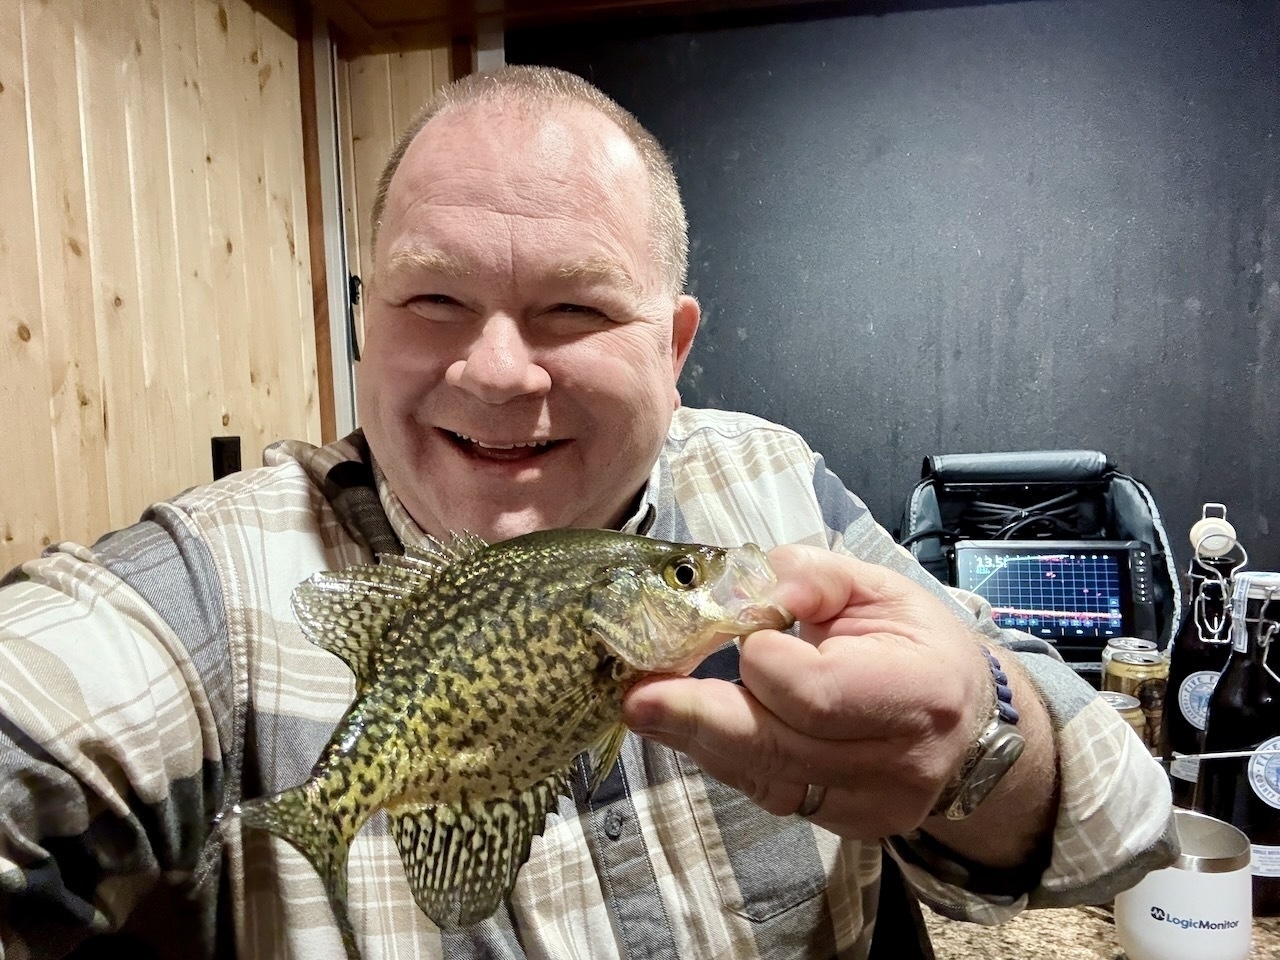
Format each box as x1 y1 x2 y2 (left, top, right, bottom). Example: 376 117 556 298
676 753 829 922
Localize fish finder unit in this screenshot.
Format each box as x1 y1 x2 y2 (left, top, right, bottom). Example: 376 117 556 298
950 540 1158 661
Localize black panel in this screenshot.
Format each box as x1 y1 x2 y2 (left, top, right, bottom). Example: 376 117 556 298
210 436 242 481
509 0 1280 571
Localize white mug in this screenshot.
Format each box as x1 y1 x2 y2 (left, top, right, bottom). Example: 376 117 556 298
1114 809 1253 960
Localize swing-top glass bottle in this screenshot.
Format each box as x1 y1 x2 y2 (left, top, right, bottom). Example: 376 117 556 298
1162 503 1248 806
1194 570 1280 916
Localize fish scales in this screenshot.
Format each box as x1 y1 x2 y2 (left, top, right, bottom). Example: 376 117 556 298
234 528 793 960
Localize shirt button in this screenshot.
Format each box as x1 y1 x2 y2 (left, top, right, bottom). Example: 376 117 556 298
604 810 624 840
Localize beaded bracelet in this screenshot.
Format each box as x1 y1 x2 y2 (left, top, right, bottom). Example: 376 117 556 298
983 647 1020 725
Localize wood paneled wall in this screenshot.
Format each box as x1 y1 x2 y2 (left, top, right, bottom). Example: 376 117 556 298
336 45 452 343
0 0 320 571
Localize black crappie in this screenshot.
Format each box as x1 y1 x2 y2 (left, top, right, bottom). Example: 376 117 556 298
236 528 794 958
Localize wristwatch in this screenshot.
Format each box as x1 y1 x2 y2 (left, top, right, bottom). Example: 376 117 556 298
931 648 1026 821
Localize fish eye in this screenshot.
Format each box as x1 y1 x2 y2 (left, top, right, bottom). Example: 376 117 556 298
664 556 703 590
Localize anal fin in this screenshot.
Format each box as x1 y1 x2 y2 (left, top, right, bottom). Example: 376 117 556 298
389 771 569 930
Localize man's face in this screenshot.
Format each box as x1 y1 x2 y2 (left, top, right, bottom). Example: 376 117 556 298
357 103 699 543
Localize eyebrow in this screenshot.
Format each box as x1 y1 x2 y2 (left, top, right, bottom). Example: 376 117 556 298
381 247 470 281
380 247 638 293
551 256 638 292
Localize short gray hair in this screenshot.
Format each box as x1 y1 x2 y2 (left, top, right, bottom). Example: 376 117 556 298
370 65 689 297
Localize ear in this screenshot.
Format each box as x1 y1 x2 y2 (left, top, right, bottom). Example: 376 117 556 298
669 296 700 407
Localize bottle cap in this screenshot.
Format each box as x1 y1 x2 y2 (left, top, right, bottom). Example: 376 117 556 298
1232 570 1280 603
1189 514 1237 558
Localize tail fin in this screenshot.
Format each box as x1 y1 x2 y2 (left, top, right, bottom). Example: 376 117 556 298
238 785 360 960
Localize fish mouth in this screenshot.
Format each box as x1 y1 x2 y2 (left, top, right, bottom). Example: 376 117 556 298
712 543 795 632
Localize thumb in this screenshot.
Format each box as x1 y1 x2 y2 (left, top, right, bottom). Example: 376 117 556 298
766 544 916 623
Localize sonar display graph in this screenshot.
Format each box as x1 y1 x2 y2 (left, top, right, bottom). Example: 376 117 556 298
962 550 1124 639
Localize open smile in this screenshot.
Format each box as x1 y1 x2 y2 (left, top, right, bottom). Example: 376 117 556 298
444 430 564 462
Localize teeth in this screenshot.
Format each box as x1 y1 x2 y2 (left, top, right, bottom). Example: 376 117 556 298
455 433 552 450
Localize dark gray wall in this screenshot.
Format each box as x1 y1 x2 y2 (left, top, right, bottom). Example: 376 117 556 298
509 0 1280 571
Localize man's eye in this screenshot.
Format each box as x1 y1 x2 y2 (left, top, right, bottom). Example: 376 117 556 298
403 295 470 320
548 303 613 322
407 294 462 308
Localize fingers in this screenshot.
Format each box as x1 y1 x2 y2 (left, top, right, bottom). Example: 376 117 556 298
623 674 943 835
623 674 832 767
736 628 922 738
622 672 943 791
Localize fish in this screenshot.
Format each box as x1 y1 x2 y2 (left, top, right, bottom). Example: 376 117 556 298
235 528 794 959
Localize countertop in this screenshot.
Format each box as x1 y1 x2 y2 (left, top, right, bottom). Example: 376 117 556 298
925 904 1280 958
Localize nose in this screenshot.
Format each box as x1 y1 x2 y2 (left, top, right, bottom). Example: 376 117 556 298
445 314 552 403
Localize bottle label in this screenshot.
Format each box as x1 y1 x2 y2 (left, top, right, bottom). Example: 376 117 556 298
1247 735 1280 810
1177 670 1220 732
1252 844 1280 878
1169 753 1200 783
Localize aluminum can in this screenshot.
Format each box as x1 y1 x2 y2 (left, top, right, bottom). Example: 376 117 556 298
1104 651 1168 754
1101 637 1158 674
1100 690 1147 744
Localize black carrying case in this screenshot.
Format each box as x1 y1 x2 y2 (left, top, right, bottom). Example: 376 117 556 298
894 449 1182 659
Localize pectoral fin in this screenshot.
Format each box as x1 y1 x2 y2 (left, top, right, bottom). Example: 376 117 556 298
586 723 628 796
389 771 568 930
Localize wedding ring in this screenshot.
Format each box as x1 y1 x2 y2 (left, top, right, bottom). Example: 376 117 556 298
797 782 827 818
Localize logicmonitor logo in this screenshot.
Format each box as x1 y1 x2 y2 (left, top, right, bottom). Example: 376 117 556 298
1149 905 1241 930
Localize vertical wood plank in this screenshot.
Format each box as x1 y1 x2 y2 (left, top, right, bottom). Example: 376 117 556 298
160 0 225 456
21 0 110 547
430 46 451 92
345 52 394 283
230 1 278 462
0 0 61 570
337 43 453 356
77 0 160 529
127 0 199 491
388 48 434 134
255 6 320 446
194 0 258 465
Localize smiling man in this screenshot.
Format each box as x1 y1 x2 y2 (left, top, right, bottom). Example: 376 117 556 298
359 92 699 543
0 66 1175 960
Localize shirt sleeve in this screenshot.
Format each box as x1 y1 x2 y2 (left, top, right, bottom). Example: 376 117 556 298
806 450 1178 922
0 537 224 958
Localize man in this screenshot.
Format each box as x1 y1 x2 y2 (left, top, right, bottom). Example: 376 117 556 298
0 66 1174 958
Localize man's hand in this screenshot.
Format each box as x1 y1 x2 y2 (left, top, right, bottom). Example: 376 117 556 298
623 544 1058 868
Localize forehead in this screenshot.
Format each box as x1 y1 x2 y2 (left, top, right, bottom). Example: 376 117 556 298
380 103 653 264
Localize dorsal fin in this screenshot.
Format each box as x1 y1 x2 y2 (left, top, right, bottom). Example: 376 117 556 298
428 531 490 564
291 532 489 688
389 770 568 930
292 566 416 687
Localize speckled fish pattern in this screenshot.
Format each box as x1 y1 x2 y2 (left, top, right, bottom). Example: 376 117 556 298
235 528 793 960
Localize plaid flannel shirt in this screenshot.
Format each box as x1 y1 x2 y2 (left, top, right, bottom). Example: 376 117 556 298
0 407 1176 959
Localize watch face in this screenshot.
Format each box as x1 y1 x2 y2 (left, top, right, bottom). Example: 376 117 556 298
948 726 1026 820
